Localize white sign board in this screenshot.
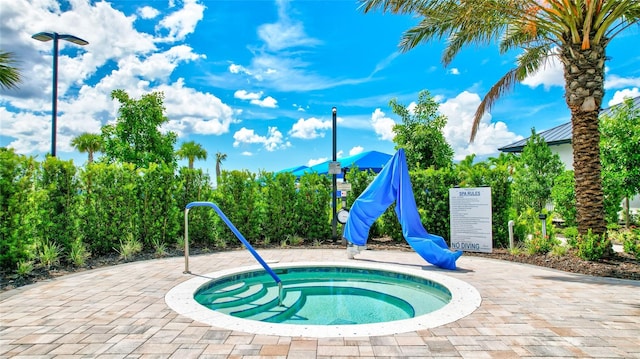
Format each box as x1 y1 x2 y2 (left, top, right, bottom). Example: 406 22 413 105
449 187 492 253
328 161 341 175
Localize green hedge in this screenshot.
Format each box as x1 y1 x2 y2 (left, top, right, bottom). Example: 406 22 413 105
1 150 515 274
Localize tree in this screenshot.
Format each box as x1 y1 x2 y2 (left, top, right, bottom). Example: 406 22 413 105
512 129 564 212
0 51 21 90
101 90 177 168
360 0 640 238
390 90 454 171
176 141 207 169
71 132 103 164
215 151 227 182
600 97 640 226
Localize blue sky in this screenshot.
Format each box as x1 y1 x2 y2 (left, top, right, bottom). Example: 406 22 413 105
1 0 639 176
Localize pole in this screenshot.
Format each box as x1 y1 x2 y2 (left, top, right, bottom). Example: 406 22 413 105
331 107 337 242
51 34 59 157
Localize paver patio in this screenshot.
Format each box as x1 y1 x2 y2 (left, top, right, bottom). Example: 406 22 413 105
1 248 639 358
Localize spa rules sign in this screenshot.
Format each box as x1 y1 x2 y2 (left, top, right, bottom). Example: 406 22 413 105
449 187 492 253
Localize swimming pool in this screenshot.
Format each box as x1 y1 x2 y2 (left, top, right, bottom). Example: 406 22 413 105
194 266 451 325
166 261 481 337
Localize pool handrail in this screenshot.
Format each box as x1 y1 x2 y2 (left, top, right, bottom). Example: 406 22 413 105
184 202 282 289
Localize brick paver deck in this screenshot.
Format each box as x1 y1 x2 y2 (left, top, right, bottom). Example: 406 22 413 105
1 248 639 358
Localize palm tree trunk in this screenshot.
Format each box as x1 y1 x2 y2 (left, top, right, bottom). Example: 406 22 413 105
560 42 607 238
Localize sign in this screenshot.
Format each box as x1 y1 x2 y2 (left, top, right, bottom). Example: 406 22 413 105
337 182 352 191
449 187 492 253
328 161 341 175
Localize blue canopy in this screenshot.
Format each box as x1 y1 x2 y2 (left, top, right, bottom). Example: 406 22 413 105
343 149 462 270
288 151 392 178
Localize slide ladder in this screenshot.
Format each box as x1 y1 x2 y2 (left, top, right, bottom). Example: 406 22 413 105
184 202 283 303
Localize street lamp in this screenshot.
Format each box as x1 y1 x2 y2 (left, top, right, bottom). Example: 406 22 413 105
331 107 338 241
32 31 88 157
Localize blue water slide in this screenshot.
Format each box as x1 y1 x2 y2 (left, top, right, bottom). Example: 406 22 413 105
342 149 462 270
185 202 281 284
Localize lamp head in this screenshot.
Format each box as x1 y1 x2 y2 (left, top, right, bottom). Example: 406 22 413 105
32 32 54 42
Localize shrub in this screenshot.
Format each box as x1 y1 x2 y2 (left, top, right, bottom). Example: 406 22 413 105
69 238 91 267
563 227 579 248
550 244 568 257
525 231 557 255
116 233 143 260
38 240 61 269
551 170 576 226
16 260 34 278
622 230 640 259
577 229 611 261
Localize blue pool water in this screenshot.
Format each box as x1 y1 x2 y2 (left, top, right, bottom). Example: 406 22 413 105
194 266 452 325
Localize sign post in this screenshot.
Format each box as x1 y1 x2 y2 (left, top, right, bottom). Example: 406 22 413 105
449 187 492 253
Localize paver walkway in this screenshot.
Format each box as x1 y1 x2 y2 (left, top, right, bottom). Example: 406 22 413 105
1 248 639 358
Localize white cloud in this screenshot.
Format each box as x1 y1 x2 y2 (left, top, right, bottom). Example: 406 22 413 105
349 146 364 156
157 0 205 41
256 0 320 51
234 91 277 108
138 6 159 19
608 88 640 106
308 157 328 166
439 91 523 161
234 90 263 100
448 68 460 75
605 75 640 89
370 109 396 141
289 117 331 139
521 54 564 90
229 63 251 75
158 79 235 137
250 96 278 108
233 127 288 151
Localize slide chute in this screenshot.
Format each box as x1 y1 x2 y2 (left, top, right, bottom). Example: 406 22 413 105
343 149 462 270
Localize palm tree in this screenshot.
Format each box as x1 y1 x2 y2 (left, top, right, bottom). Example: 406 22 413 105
360 0 639 238
215 151 227 182
176 141 207 169
0 51 22 90
71 132 103 164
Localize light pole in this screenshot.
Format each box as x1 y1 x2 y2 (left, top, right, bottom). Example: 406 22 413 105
331 107 338 241
32 32 88 157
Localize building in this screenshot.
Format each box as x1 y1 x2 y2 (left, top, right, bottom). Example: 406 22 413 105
499 96 640 215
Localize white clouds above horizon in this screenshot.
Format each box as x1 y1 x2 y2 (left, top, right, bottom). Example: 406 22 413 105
370 109 396 141
605 75 640 89
289 117 331 139
608 88 640 106
349 146 364 156
234 90 278 108
439 91 523 161
521 54 565 90
233 127 289 151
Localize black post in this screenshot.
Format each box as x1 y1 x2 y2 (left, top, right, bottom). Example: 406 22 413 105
331 107 337 241
51 33 59 157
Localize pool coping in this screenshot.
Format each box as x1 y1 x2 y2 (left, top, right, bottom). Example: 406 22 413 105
165 260 482 338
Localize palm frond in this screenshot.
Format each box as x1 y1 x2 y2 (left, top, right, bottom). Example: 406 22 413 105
0 51 22 90
471 68 519 142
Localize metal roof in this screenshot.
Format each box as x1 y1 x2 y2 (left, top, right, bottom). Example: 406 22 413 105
499 96 639 153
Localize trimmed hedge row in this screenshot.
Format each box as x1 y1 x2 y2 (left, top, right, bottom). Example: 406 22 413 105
0 148 511 273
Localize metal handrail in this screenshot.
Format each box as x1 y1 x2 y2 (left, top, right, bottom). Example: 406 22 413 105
183 202 282 294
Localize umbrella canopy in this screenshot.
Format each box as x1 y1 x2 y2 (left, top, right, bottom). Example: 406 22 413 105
288 151 392 178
